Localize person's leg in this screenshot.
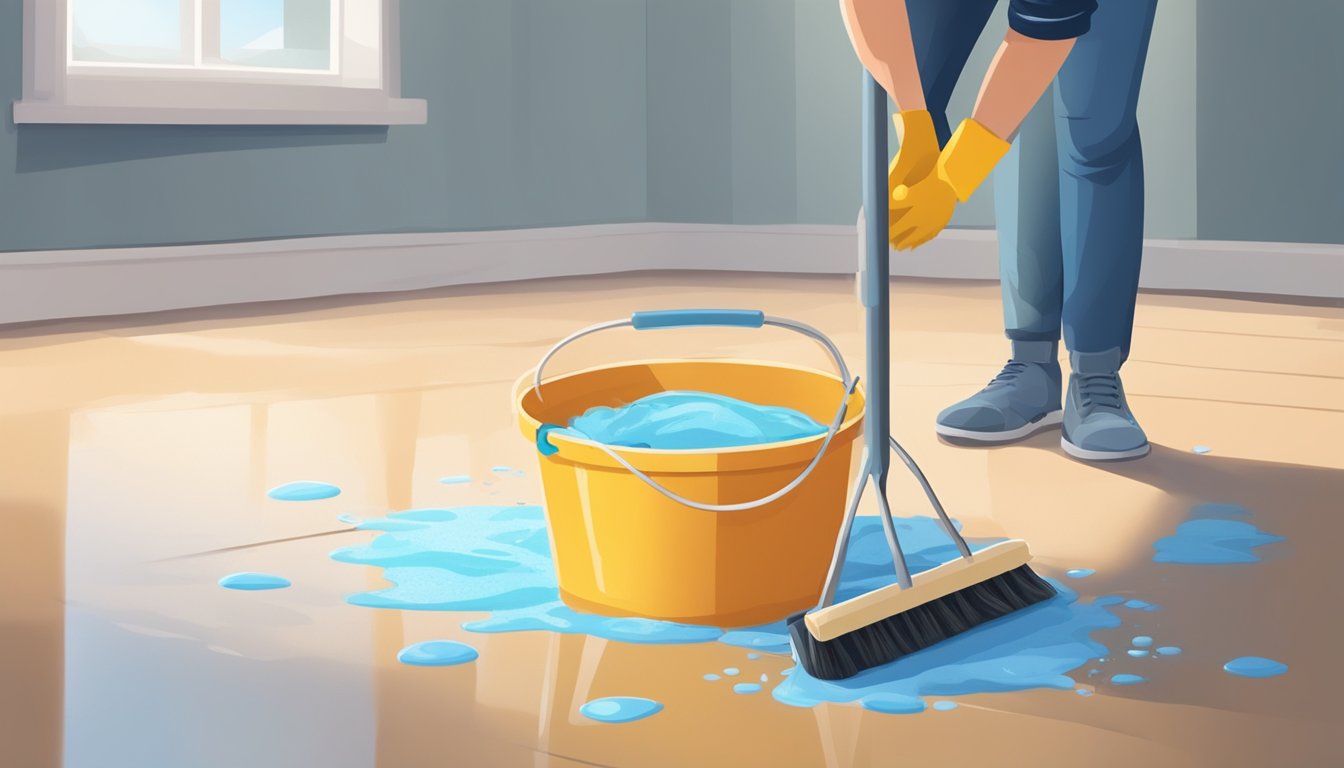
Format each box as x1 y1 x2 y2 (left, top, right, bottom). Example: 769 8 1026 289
936 92 1065 443
1053 0 1159 460
905 0 999 146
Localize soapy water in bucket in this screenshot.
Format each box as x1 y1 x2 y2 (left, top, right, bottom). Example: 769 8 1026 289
330 505 1124 705
557 390 827 450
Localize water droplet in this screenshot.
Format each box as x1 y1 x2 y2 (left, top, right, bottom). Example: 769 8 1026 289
218 572 291 591
733 683 762 695
397 640 478 667
932 701 958 711
723 667 740 677
1065 568 1096 579
439 475 471 485
703 674 720 682
579 697 663 723
1223 656 1287 678
1110 674 1146 685
1192 445 1211 455
1156 646 1182 656
1132 635 1153 647
267 481 340 501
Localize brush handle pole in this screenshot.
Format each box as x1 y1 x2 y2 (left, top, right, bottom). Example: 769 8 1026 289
861 74 891 481
861 73 918 587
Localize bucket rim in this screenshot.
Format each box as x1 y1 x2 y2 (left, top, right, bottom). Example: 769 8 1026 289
514 358 866 470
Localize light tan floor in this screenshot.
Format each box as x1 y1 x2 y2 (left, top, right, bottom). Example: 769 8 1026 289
1 273 1341 768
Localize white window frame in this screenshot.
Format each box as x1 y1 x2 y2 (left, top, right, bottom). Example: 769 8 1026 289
14 0 426 125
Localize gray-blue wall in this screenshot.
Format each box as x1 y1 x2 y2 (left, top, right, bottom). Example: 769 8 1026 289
2 0 1340 252
0 1 649 252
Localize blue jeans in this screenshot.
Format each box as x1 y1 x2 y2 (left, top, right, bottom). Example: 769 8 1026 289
907 0 1159 360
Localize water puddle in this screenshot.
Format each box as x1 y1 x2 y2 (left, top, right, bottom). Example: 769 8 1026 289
1153 511 1283 564
332 506 1147 710
439 475 472 485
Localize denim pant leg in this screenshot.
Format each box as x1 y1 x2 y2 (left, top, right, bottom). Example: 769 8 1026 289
1055 0 1159 361
905 0 998 146
995 93 1065 343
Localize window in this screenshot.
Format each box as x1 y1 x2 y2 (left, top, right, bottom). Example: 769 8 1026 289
15 0 425 125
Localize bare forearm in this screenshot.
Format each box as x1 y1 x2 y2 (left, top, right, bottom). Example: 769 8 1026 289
972 30 1074 140
838 0 926 111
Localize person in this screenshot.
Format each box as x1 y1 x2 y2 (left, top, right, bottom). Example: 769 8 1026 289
840 0 1158 461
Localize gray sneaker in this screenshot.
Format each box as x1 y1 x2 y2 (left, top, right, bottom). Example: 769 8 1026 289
936 340 1063 443
1061 347 1149 461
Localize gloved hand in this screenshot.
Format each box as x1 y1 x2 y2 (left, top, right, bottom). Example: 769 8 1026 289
890 118 1009 250
888 109 940 191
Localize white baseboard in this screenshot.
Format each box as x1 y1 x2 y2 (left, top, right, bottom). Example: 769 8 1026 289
1 223 1339 324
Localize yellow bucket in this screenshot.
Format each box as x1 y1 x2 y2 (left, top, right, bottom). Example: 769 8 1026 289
515 311 865 627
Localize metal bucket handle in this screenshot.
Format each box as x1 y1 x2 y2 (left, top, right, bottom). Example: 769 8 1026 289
529 309 859 513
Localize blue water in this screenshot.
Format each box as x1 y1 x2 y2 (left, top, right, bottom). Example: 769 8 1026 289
579 697 663 723
704 674 720 681
862 694 926 715
1193 445 1212 455
1111 674 1146 685
1132 636 1153 648
1125 599 1160 611
747 653 761 660
218 572 291 590
1156 646 1182 656
771 580 1118 709
733 683 762 695
491 466 511 473
1076 689 1093 697
1066 568 1096 579
1127 650 1149 658
932 701 958 711
1153 518 1283 564
397 640 478 666
1224 656 1287 678
267 481 341 501
719 628 792 653
337 513 362 525
560 390 826 450
439 475 471 485
331 505 1132 710
723 667 740 677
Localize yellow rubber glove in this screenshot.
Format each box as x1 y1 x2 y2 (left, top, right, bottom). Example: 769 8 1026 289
888 109 940 192
890 118 1010 250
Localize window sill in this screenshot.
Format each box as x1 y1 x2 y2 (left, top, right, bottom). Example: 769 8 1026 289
11 98 427 126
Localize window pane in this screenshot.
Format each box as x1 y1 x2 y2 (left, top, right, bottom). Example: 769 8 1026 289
71 0 186 64
220 0 333 71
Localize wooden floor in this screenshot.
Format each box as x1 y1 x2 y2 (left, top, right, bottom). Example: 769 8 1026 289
1 273 1340 768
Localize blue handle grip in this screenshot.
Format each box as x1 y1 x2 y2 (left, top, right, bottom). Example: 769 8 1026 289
630 309 765 330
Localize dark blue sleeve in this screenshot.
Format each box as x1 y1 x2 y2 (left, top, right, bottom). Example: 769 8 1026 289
1008 0 1098 40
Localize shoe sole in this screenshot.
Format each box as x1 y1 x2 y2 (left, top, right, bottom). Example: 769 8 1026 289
1060 437 1151 461
935 410 1063 444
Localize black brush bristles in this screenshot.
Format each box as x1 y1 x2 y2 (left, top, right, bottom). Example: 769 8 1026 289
788 564 1057 680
